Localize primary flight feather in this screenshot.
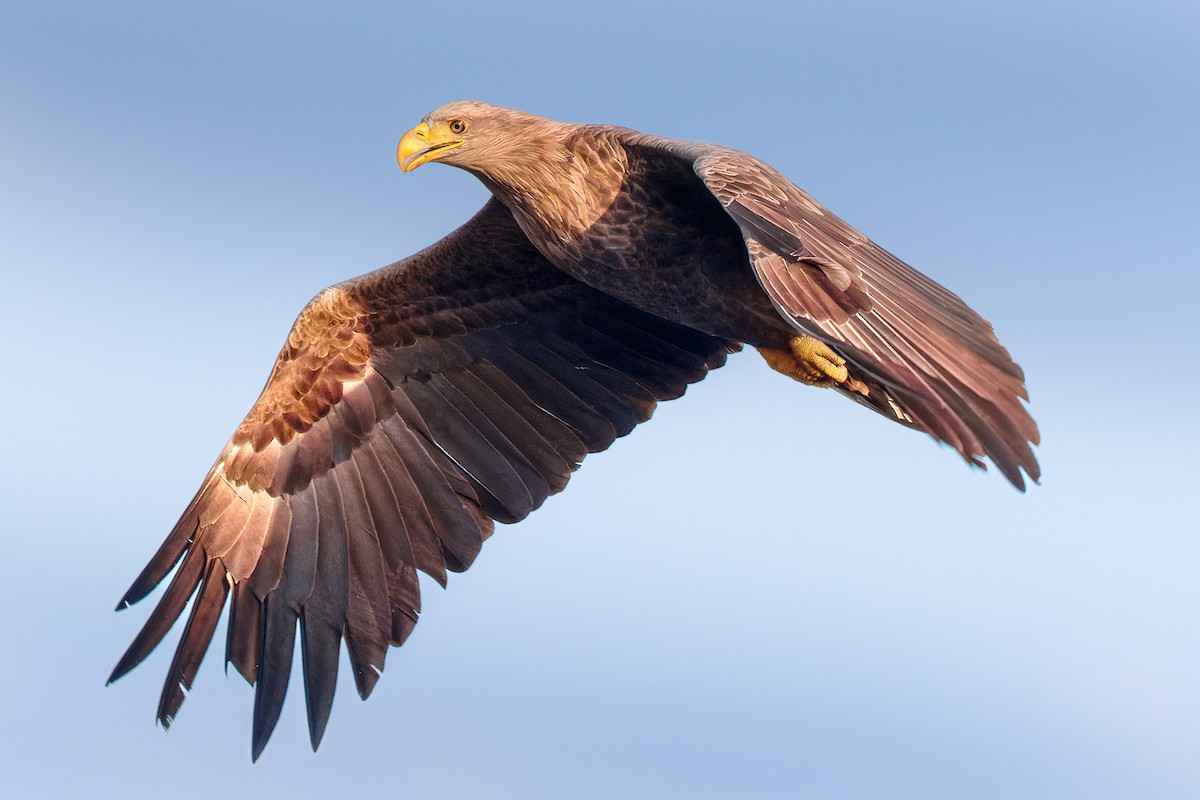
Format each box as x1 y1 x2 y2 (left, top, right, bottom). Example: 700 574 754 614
110 100 1039 759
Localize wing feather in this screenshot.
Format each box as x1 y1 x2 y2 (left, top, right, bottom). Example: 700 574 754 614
299 473 350 750
225 580 262 685
157 559 230 726
337 457 392 698
251 486 318 760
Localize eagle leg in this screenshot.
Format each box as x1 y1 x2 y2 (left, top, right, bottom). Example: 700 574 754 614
758 336 867 395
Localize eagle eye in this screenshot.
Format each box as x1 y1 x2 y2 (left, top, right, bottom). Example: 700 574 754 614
449 118 467 135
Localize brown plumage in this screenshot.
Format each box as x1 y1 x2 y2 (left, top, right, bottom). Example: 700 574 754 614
110 100 1039 759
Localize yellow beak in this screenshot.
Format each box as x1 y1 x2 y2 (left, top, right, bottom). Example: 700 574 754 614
397 122 463 173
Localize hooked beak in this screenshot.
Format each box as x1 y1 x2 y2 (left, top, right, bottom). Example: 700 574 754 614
397 122 464 173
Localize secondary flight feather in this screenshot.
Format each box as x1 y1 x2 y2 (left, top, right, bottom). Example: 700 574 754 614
110 101 1039 759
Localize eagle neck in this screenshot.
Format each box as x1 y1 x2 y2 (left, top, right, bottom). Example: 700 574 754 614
473 128 629 244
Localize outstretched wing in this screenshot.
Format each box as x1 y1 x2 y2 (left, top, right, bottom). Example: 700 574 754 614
624 134 1039 490
109 198 735 759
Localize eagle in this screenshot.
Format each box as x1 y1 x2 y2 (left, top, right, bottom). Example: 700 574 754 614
110 101 1039 759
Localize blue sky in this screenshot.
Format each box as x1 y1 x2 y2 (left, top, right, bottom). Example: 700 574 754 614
1 1 1197 797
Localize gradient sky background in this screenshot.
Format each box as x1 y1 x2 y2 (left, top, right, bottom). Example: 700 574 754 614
2 1 1197 797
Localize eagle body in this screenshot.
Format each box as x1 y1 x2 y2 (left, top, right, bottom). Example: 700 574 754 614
481 127 794 347
110 101 1040 759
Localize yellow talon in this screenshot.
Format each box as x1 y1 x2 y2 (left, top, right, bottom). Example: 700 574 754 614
758 335 853 388
789 335 849 383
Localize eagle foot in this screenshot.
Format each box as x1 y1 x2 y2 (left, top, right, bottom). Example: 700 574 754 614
758 335 852 388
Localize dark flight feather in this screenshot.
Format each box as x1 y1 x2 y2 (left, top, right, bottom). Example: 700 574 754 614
337 457 392 698
158 559 229 726
225 580 262 685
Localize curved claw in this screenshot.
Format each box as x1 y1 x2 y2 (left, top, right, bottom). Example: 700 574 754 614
757 335 854 388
